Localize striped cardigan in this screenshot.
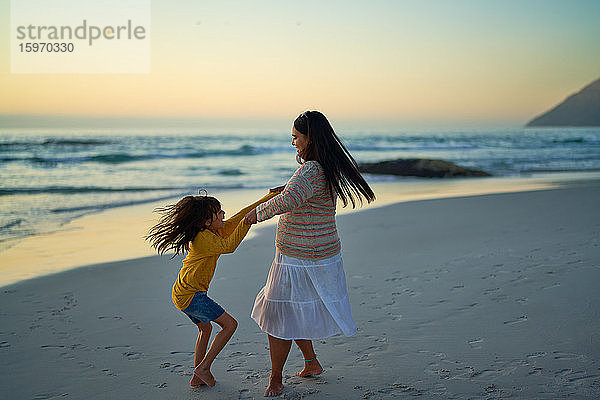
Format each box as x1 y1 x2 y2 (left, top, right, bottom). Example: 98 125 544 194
256 161 341 260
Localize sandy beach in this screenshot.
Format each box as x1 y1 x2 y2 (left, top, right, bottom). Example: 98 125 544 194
1 179 599 399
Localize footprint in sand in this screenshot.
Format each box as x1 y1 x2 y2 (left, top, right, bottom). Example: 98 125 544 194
509 275 527 284
528 367 543 375
32 391 69 399
122 351 143 360
490 294 509 302
526 351 547 359
159 362 185 375
455 303 480 314
104 345 131 350
503 315 528 325
542 283 561 290
385 277 402 282
77 361 94 369
567 373 600 383
97 315 123 320
555 368 574 377
552 351 583 360
468 338 484 349
515 297 528 304
355 354 369 363
129 322 142 330
483 287 501 295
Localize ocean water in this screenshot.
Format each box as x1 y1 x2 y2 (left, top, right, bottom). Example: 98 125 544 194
1 126 600 250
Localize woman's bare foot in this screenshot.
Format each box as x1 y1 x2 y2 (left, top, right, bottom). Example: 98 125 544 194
193 364 216 387
264 375 284 397
295 359 323 377
190 374 206 387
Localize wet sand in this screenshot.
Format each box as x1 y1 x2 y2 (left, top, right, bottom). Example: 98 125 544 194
0 175 562 287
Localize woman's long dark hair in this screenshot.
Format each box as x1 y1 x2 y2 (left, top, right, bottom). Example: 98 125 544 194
146 194 221 256
294 111 375 208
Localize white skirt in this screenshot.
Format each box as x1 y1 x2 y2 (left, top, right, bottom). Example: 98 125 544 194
251 249 357 340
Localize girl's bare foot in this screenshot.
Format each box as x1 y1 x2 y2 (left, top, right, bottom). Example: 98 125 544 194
193 364 216 387
295 359 323 377
190 374 206 387
264 375 284 397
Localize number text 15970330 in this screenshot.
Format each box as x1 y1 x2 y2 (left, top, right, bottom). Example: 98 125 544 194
18 43 74 52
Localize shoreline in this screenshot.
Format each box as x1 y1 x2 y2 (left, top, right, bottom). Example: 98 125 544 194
1 170 599 288
1 179 599 399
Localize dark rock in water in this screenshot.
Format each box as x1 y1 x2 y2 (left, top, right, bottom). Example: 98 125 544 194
359 159 491 178
526 77 600 127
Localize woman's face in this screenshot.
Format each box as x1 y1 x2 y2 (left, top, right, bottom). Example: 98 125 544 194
291 126 309 157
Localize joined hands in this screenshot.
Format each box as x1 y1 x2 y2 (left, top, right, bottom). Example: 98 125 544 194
245 186 284 225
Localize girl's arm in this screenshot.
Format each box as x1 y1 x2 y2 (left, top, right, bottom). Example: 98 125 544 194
201 218 252 256
217 219 252 254
217 191 279 238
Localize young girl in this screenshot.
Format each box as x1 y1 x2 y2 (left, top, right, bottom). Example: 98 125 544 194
147 189 278 387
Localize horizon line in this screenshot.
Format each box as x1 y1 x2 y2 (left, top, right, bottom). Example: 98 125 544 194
0 113 531 130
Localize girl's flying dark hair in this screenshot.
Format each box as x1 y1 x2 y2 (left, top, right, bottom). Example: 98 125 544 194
294 111 375 208
146 194 221 256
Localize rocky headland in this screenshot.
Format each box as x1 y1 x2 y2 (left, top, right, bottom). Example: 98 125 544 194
527 77 600 127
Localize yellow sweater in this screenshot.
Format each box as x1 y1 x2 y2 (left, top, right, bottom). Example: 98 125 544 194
172 192 277 310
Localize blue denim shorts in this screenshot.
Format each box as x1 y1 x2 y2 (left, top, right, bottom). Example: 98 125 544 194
182 291 225 324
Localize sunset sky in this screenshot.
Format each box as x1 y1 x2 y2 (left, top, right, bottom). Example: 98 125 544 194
1 0 599 127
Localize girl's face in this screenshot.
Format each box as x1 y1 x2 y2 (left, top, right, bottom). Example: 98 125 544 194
206 209 225 231
291 126 309 157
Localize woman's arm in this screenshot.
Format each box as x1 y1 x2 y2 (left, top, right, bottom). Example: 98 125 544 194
249 167 314 223
217 191 279 238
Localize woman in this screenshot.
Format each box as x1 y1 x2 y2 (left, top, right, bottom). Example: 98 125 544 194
244 111 375 397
